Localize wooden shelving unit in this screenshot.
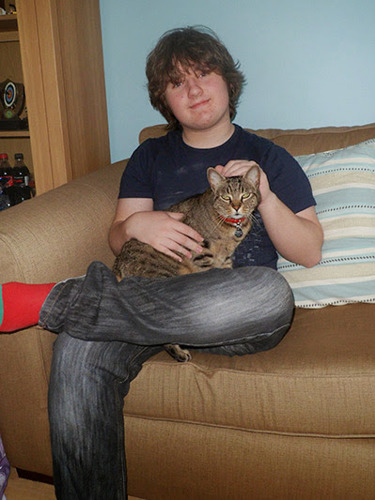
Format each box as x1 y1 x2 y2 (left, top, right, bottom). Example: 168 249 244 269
0 1 110 195
0 12 31 179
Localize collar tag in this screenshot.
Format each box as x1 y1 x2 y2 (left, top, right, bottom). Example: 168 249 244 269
234 223 243 238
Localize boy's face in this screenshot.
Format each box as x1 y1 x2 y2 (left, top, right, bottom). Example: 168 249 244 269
163 63 231 136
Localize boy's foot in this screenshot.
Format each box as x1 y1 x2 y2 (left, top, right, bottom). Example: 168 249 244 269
0 282 55 332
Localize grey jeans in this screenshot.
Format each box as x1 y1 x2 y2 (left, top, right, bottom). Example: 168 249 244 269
41 261 294 499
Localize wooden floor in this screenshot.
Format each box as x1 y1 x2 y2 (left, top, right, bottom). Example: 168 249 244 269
5 469 56 500
5 468 143 500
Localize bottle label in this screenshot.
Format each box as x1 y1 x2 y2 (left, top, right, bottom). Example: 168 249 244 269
0 175 13 188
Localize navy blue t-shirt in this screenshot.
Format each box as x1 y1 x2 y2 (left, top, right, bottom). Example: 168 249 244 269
119 125 316 269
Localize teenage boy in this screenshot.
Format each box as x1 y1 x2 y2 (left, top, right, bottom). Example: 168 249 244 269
0 26 323 498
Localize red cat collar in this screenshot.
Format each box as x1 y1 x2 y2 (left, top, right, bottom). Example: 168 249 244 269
219 215 246 225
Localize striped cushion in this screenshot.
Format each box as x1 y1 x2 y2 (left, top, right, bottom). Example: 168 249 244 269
277 139 375 308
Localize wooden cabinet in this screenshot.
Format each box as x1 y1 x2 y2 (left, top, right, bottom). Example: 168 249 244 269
0 13 32 185
0 0 110 195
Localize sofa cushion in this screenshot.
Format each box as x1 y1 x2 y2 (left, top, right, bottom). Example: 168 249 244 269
278 139 375 308
125 303 375 438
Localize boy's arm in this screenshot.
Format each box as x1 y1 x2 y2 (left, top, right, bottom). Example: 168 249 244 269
108 198 203 259
109 197 153 256
257 168 323 268
258 193 323 268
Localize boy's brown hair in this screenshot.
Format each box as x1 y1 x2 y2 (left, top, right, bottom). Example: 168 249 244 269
146 26 246 130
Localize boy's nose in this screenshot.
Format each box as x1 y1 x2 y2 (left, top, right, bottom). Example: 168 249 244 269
187 77 203 96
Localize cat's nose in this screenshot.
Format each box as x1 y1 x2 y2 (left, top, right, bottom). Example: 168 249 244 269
232 204 241 211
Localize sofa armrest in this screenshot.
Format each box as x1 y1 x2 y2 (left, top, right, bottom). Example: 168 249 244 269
0 160 126 284
0 160 126 476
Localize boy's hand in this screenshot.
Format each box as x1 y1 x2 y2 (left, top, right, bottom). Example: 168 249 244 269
126 210 204 262
215 159 259 177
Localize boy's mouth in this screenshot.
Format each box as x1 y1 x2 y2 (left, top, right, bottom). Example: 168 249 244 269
190 99 210 110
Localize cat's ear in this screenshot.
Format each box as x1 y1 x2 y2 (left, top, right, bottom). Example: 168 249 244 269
207 167 226 190
245 165 261 187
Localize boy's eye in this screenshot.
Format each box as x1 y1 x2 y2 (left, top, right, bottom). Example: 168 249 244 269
196 67 210 77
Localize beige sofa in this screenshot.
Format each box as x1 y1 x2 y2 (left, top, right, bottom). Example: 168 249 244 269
1 122 375 499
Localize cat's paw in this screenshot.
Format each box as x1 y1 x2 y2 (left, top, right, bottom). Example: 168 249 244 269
164 344 192 362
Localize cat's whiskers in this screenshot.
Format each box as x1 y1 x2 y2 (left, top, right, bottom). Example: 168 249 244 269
213 214 226 231
249 211 261 229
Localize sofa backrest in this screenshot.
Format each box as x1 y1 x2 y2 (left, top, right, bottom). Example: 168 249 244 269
139 122 375 156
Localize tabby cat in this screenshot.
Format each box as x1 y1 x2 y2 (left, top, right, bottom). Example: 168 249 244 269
113 165 261 361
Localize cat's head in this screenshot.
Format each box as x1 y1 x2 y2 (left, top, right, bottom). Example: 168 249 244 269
207 165 260 221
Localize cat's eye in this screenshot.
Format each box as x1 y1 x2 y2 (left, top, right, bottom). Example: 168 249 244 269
241 193 252 200
221 195 231 201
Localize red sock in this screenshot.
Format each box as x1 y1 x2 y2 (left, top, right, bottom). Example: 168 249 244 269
0 282 55 332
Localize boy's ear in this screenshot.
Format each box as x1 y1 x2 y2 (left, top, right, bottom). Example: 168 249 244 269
207 167 225 190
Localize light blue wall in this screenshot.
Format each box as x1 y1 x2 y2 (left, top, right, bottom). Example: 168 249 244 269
99 0 375 163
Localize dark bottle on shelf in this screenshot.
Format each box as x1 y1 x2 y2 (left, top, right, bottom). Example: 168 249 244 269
13 153 29 183
12 153 32 204
0 153 13 210
13 153 30 186
0 153 14 188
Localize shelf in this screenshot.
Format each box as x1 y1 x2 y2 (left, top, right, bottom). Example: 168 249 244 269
0 31 19 42
0 14 18 42
0 13 17 29
0 130 30 138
